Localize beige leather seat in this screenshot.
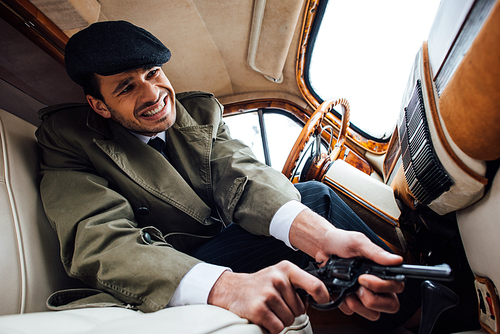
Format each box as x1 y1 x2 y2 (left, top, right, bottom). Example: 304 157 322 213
456 172 500 334
0 108 312 334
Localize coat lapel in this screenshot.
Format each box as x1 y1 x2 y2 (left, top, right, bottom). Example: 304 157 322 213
93 117 212 225
166 102 215 208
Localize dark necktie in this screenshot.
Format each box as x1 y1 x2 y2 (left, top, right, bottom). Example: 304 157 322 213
148 137 168 159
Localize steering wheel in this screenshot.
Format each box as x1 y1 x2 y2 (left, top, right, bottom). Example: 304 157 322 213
282 98 350 181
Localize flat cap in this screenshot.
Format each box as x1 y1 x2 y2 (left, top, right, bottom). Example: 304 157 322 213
65 21 171 86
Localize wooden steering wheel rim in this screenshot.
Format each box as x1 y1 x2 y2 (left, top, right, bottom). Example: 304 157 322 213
328 98 350 161
282 98 350 179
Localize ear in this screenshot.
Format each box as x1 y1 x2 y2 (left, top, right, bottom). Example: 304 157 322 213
87 95 111 119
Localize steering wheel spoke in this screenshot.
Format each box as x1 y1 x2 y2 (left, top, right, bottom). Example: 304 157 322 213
282 98 350 181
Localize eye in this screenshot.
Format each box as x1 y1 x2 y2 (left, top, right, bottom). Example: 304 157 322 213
147 69 159 78
120 84 134 95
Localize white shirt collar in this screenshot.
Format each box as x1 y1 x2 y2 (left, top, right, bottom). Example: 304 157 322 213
130 131 166 144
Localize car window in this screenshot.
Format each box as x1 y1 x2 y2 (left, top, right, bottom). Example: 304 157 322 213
308 0 440 139
224 111 266 164
224 110 303 171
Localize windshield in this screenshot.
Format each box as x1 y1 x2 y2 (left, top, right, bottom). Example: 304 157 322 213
308 0 441 139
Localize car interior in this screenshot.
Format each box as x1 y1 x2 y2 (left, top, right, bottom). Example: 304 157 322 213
0 0 499 333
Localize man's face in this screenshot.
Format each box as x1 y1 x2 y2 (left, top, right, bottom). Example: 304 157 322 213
87 67 176 136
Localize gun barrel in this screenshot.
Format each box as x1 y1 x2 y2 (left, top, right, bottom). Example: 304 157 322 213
375 263 454 282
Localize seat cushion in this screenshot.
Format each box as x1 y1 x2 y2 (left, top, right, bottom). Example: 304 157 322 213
0 305 313 334
0 305 262 334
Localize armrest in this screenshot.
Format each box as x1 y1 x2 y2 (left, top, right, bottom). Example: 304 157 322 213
323 160 401 224
322 160 405 251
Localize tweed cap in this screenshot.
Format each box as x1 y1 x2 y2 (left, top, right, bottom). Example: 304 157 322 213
65 21 171 86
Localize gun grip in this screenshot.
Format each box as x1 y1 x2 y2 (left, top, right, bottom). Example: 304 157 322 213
418 280 459 334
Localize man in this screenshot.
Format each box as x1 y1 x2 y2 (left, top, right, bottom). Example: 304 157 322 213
36 21 410 333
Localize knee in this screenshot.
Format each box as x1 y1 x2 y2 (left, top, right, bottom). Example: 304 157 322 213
295 181 336 218
295 180 331 196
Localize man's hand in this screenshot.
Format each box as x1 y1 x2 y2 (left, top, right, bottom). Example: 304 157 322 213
207 260 329 334
290 208 405 321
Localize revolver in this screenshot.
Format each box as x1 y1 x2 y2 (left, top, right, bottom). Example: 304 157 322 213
303 255 454 310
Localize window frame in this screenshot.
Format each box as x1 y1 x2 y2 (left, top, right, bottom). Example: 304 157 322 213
295 0 390 156
223 107 305 168
301 0 391 143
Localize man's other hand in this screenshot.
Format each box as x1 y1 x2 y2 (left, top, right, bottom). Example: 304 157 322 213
289 208 405 321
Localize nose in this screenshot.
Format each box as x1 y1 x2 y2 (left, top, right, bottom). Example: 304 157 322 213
137 80 160 105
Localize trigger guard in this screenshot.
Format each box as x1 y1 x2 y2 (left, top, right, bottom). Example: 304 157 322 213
308 295 343 310
308 288 349 311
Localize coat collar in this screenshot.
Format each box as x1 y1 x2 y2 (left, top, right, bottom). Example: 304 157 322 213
87 107 112 138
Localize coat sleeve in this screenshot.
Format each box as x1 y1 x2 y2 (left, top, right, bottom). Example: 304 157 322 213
193 97 301 236
36 114 201 313
211 121 301 236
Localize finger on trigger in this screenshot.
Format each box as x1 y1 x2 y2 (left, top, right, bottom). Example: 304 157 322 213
289 266 330 305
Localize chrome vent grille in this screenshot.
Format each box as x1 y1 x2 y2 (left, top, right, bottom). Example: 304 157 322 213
399 80 453 205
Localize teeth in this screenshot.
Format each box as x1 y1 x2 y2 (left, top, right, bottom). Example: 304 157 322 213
143 100 165 117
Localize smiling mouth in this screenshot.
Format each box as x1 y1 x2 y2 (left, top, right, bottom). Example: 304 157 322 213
142 98 166 117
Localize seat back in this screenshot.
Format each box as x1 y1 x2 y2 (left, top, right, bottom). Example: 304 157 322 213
0 109 79 315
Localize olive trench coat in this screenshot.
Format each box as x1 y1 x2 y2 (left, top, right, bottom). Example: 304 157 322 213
36 91 300 312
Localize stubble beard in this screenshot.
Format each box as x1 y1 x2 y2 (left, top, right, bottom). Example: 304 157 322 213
105 97 175 136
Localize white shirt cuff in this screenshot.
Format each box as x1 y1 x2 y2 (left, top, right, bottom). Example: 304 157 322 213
269 200 308 250
167 263 231 307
